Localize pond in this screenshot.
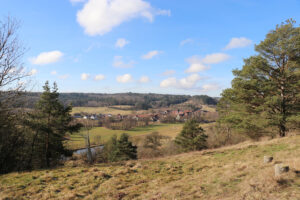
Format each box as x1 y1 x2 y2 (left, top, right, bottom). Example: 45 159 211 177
73 145 104 155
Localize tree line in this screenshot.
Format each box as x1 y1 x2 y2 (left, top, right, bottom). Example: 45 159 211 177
19 92 217 109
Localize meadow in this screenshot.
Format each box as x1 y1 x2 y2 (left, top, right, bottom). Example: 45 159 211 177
1 135 299 200
65 123 185 150
71 106 141 115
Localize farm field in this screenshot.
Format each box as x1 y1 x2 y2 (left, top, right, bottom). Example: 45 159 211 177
66 123 215 150
71 106 139 115
65 123 184 150
2 135 299 200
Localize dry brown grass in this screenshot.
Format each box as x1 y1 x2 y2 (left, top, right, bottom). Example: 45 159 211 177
1 135 299 200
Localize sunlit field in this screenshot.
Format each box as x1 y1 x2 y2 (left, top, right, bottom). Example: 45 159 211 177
71 106 138 115
65 123 185 150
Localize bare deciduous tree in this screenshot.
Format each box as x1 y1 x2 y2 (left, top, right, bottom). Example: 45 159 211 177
0 16 27 110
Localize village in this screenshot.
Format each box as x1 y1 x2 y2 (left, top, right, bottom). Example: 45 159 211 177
72 107 216 129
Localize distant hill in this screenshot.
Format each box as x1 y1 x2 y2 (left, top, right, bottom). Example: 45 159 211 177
21 92 218 108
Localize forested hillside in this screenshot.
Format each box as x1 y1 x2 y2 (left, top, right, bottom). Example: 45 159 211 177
21 92 218 108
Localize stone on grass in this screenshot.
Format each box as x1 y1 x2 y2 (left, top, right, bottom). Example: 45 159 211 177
264 156 273 163
275 164 289 177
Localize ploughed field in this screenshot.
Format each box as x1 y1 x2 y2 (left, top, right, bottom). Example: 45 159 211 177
1 135 299 200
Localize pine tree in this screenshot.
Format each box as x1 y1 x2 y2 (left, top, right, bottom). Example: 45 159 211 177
175 119 207 152
116 133 137 161
218 19 300 138
27 81 81 168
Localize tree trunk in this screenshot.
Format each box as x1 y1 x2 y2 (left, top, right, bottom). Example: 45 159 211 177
46 131 50 167
86 130 93 164
27 130 39 170
45 114 51 167
279 79 287 137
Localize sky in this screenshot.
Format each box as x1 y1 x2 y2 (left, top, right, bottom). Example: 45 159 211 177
2 0 300 96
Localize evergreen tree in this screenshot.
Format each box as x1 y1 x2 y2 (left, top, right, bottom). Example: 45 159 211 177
218 20 300 138
102 134 137 162
175 120 207 152
116 133 137 161
27 81 81 168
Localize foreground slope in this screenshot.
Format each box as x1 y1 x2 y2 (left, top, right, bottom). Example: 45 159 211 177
1 135 299 200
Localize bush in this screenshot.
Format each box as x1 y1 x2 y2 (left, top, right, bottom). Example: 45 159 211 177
138 132 166 158
206 125 249 148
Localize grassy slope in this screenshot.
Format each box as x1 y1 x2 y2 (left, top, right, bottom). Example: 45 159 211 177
66 123 184 150
1 135 299 200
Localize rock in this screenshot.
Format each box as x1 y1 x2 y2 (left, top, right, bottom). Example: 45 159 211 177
275 164 289 177
264 156 273 163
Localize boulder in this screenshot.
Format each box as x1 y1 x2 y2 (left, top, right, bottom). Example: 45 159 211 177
275 164 289 177
264 156 273 163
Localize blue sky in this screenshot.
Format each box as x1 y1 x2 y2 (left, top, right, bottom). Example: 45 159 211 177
2 0 300 96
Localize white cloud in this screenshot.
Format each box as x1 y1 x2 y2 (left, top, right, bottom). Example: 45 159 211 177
76 0 170 36
162 70 175 76
160 77 177 88
113 56 135 68
29 69 38 76
185 53 230 73
59 74 70 80
200 84 220 92
94 74 105 81
142 50 162 59
185 56 210 73
201 53 230 64
51 70 57 75
81 73 90 80
160 74 202 89
224 37 252 50
180 38 193 46
115 38 130 48
178 74 201 89
116 74 133 83
139 76 150 83
30 51 63 65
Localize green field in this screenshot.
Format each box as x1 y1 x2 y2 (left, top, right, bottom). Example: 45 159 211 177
65 123 185 150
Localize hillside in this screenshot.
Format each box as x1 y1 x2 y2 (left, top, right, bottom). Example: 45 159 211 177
1 135 299 200
20 92 217 108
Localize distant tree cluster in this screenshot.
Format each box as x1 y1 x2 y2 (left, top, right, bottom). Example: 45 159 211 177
19 92 218 109
192 95 218 105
